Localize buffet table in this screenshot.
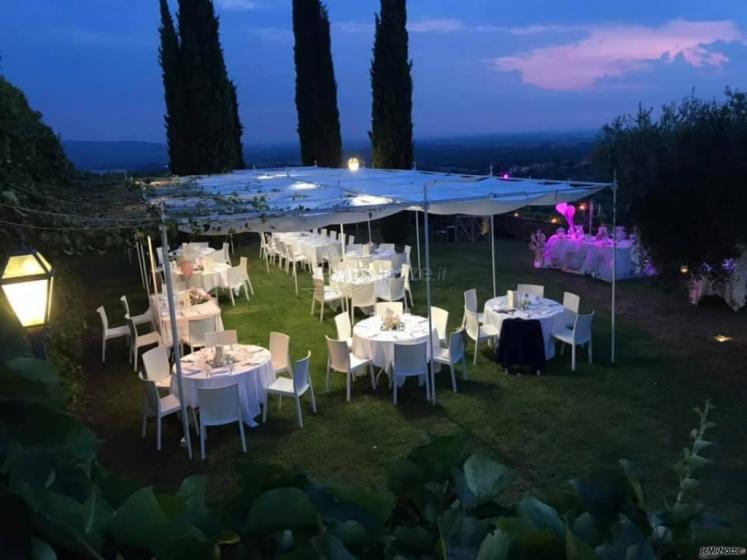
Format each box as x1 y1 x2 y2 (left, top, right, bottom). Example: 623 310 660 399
543 235 634 281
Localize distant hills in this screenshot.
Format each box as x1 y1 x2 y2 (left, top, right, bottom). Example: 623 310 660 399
63 131 600 178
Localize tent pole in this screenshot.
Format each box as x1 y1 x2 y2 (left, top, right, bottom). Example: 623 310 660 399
146 236 163 335
611 171 617 366
423 185 435 405
490 215 496 298
159 207 193 459
367 212 373 243
415 210 422 280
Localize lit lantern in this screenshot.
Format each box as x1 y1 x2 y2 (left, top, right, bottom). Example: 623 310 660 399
714 334 732 343
513 212 520 218
1 248 54 328
347 157 361 172
550 217 559 224
679 264 689 275
578 202 587 211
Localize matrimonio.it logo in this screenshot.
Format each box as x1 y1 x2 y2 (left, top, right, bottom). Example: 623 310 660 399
699 546 747 559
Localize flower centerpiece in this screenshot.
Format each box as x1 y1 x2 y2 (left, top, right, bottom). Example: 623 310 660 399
187 287 211 306
380 309 404 331
529 229 547 269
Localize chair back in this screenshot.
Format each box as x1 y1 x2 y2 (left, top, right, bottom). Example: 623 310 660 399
464 289 478 313
228 265 244 288
120 295 132 318
362 244 370 257
393 341 427 377
401 264 412 290
125 315 138 341
327 252 341 270
313 277 326 301
142 346 171 383
463 310 480 340
573 311 595 344
138 373 161 415
448 328 466 362
334 312 352 340
292 351 312 394
430 306 449 342
329 230 337 241
97 306 109 331
269 332 291 372
239 256 249 274
326 336 351 372
197 384 241 426
347 235 355 246
321 228 328 238
222 242 230 264
375 301 403 317
189 317 217 348
563 292 580 314
403 245 411 263
313 266 324 279
386 277 405 301
371 260 391 275
517 283 544 298
379 243 395 252
202 253 215 272
155 247 166 266
351 282 376 307
205 330 238 347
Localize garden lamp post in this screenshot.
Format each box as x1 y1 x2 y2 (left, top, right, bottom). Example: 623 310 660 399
0 248 54 358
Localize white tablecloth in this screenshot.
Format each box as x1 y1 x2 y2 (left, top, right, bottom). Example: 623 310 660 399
172 245 215 263
352 314 436 372
172 262 230 292
483 296 566 359
151 294 224 345
544 235 633 281
344 247 398 267
330 269 390 299
276 232 340 266
173 344 274 427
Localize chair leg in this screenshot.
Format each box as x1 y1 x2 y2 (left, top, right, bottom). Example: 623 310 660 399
247 278 254 296
462 355 469 380
156 415 162 451
450 364 457 393
326 361 331 392
320 301 324 321
369 364 376 390
588 339 593 364
310 298 316 316
346 370 351 402
230 287 236 307
200 424 206 460
393 376 398 405
238 417 247 453
102 338 106 362
473 340 479 365
141 408 147 438
295 397 304 428
309 384 317 413
571 345 577 372
191 407 199 435
262 397 268 423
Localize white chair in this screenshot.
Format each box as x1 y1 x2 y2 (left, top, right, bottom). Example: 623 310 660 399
379 243 395 252
186 317 217 354
553 311 594 371
463 289 485 324
430 306 449 346
96 305 129 362
362 244 371 257
433 328 468 393
263 351 316 428
142 346 172 389
325 336 375 402
401 264 414 307
321 228 328 239
371 260 392 276
347 235 355 246
563 291 580 314
239 256 255 295
464 309 499 365
329 230 338 241
310 277 345 321
202 253 216 272
204 329 238 347
270 332 291 376
221 242 231 265
392 341 429 405
334 312 353 349
375 301 403 318
402 245 413 276
517 283 545 298
379 277 407 309
323 251 341 272
139 373 182 451
196 384 246 460
126 315 162 371
226 265 251 306
350 282 377 321
120 295 153 329
285 244 310 296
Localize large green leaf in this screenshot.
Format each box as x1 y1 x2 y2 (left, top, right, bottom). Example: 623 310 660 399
476 528 511 560
566 527 601 560
437 510 492 560
385 458 426 495
246 487 319 535
392 524 436 553
570 470 630 534
311 532 356 560
30 537 56 560
517 497 565 537
461 452 511 506
408 433 467 483
4 358 66 405
155 536 218 560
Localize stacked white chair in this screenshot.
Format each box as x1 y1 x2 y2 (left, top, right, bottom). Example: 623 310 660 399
325 336 375 402
263 352 317 428
347 235 355 246
311 276 345 321
553 311 595 371
464 309 498 365
392 341 429 405
516 284 545 298
430 306 449 347
197 384 246 460
126 315 162 371
142 346 172 389
139 373 183 451
96 306 129 362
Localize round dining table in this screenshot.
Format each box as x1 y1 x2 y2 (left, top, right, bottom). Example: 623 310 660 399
330 268 390 299
172 344 274 427
352 314 437 373
150 293 224 346
483 296 566 359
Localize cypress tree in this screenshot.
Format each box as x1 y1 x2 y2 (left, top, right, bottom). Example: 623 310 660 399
369 0 413 169
292 0 342 168
158 0 186 174
166 0 242 175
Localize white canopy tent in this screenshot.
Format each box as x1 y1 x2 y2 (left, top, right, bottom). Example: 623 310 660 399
147 167 615 454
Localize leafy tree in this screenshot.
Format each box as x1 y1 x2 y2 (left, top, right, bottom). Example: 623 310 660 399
595 90 747 278
158 0 244 175
292 0 342 168
369 0 413 170
158 0 186 174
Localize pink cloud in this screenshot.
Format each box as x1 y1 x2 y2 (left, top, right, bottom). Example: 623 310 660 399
491 19 744 90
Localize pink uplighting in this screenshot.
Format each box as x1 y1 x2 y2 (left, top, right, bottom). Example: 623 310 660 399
502 172 509 179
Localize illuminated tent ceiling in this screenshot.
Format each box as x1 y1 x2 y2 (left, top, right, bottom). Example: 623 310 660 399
146 166 611 234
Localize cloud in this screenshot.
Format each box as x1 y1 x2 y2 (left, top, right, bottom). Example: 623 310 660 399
408 18 464 33
215 0 257 10
333 21 372 34
247 27 293 43
490 19 745 90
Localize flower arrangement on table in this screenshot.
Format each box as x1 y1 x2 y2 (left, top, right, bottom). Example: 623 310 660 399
187 287 211 306
380 309 404 331
529 229 547 268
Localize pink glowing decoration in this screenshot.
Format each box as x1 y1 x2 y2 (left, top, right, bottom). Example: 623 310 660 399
554 202 576 229
502 172 509 179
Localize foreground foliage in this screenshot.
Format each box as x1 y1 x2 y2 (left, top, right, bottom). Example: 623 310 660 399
0 299 738 559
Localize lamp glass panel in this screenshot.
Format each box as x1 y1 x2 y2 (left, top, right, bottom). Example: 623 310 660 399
2 279 49 327
2 255 45 279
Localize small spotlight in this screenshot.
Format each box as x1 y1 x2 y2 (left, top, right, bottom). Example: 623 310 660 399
679 265 689 275
513 212 520 218
347 157 360 172
551 217 559 224
579 203 587 211
714 334 732 343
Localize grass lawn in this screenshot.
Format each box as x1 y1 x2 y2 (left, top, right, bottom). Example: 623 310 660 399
76 236 747 530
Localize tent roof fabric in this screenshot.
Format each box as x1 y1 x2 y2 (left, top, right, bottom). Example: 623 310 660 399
146 166 611 234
